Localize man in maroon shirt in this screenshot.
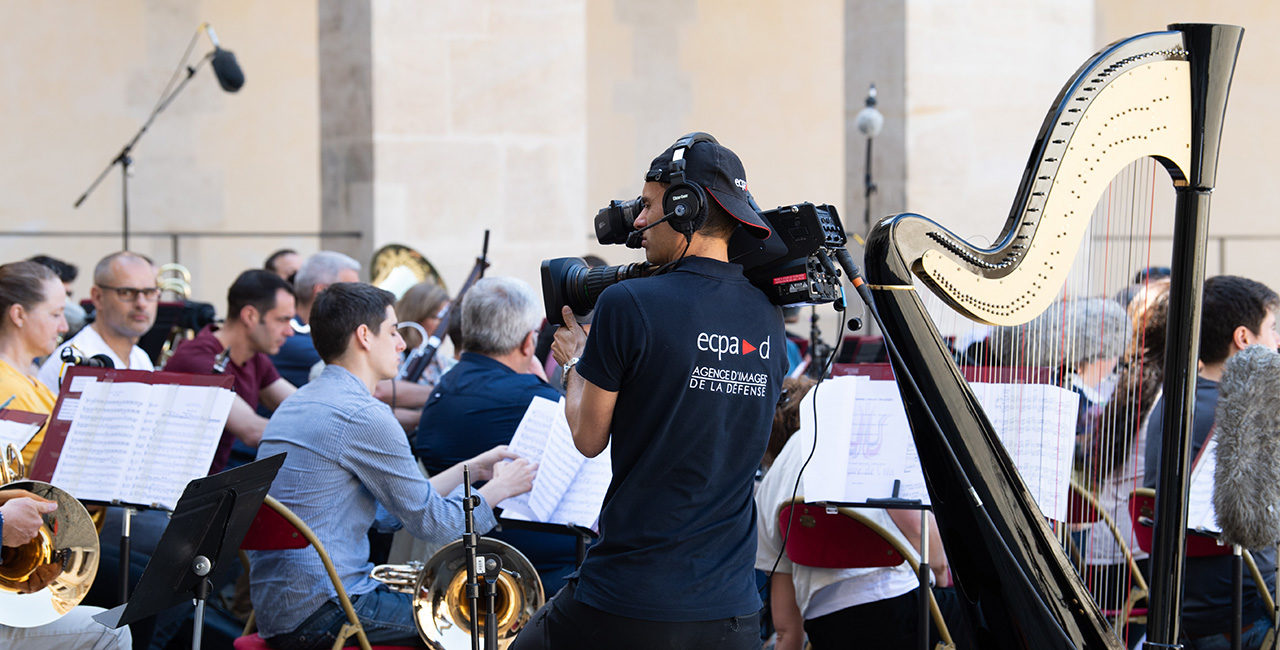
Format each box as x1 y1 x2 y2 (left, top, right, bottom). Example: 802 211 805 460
164 269 297 473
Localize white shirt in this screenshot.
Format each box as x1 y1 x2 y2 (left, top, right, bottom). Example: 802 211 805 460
755 423 920 619
37 324 155 392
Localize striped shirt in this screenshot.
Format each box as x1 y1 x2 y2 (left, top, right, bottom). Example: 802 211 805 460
247 363 497 638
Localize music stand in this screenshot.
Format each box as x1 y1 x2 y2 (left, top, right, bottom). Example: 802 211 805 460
93 453 285 649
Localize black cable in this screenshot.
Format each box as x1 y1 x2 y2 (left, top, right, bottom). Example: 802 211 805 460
761 294 847 593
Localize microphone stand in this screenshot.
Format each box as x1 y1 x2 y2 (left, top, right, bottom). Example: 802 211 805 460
462 465 481 650
74 49 216 250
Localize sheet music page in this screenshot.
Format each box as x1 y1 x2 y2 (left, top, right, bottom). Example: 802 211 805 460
51 381 149 502
1187 435 1219 532
971 382 1079 522
497 396 561 520
546 444 612 529
0 419 41 451
527 398 587 521
126 385 233 509
51 381 232 509
856 381 930 504
803 376 909 503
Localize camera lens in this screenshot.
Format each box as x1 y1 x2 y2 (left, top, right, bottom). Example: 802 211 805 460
594 197 642 245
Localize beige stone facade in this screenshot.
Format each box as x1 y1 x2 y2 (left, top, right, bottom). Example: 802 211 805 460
0 2 1275 326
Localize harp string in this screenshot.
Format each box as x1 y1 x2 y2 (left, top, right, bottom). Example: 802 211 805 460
915 156 1167 641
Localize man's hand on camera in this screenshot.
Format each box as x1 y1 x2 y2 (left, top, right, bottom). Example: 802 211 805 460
552 306 589 367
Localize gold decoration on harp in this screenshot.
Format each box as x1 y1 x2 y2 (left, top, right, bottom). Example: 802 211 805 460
371 244 447 301
370 537 544 649
0 443 99 627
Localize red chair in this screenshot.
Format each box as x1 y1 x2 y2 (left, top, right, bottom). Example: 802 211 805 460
777 498 955 648
234 495 417 650
1128 488 1276 612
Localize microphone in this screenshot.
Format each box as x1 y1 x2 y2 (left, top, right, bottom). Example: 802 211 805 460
624 211 680 249
202 23 244 93
60 347 115 369
1213 344 1280 548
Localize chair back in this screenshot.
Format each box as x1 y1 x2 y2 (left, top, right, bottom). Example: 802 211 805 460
778 502 903 569
1128 488 1230 557
241 499 310 551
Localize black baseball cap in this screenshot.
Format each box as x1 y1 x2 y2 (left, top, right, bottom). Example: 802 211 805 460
646 137 771 239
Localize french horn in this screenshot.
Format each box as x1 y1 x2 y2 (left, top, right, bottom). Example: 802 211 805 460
370 537 544 649
0 444 99 627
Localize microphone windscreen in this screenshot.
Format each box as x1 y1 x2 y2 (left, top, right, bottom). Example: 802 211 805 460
211 48 244 93
1213 344 1280 548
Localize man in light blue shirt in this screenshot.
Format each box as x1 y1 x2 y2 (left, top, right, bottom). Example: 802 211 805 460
249 282 536 648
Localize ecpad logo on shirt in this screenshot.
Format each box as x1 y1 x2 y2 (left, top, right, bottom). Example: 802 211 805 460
696 332 771 361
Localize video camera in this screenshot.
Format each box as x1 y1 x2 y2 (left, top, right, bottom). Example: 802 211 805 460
541 201 849 326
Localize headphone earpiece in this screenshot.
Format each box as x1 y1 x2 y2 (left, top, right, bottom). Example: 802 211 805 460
660 132 718 240
662 177 706 238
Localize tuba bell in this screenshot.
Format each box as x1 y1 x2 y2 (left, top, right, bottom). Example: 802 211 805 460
0 444 99 627
371 537 544 649
371 244 447 301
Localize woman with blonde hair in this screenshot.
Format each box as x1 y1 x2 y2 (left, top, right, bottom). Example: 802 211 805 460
0 260 68 464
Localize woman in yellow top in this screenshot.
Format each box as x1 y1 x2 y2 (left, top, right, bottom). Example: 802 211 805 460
0 261 68 465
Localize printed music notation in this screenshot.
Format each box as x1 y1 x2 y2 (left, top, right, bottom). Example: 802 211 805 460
498 396 611 529
0 414 44 453
49 378 233 510
800 376 1078 522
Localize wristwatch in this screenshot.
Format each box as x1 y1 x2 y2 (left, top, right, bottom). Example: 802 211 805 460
561 356 581 391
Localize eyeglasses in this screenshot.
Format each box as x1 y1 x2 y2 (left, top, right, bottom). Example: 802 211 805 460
98 285 161 301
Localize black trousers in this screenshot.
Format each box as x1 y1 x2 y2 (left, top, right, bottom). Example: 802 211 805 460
510 580 762 650
804 587 978 650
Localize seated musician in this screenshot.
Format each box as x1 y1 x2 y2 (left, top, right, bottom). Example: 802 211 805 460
163 269 298 474
1143 275 1280 649
414 276 575 593
393 280 456 391
756 378 976 650
0 491 131 649
0 261 68 465
264 248 302 284
267 251 360 389
37 252 159 391
248 281 535 648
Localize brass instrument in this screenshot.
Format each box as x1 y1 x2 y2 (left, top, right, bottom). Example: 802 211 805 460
371 244 447 300
0 444 99 627
156 263 196 367
370 537 544 649
157 263 192 301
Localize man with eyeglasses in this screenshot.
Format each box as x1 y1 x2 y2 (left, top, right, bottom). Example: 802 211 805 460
38 251 158 392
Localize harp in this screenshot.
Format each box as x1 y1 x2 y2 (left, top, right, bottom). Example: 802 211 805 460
862 23 1243 648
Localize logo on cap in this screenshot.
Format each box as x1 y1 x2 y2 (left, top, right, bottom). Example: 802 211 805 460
734 178 747 190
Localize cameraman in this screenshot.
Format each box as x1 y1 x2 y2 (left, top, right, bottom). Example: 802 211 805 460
514 134 787 649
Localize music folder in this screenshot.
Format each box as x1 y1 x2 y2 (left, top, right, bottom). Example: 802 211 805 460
30 366 235 511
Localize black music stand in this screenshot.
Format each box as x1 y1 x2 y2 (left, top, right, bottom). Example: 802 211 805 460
497 517 598 566
93 454 285 649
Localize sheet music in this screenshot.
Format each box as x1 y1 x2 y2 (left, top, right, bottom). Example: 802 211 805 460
972 383 1079 522
1187 435 1219 532
803 376 908 502
50 381 233 510
499 396 612 528
0 419 42 451
800 379 1078 521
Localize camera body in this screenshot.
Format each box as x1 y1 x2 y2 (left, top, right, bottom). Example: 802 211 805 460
541 201 848 325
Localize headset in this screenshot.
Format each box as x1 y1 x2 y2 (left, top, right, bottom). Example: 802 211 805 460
647 132 719 240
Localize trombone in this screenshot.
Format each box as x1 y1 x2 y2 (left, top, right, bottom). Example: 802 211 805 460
0 443 99 627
